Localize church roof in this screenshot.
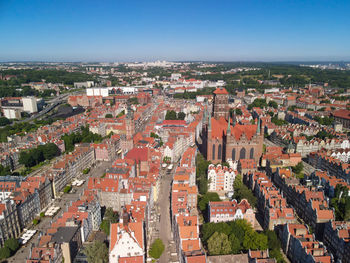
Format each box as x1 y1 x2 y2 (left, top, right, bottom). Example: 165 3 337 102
210 117 258 141
213 87 229 95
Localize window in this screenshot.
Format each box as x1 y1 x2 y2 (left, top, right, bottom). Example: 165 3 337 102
218 144 222 160
232 149 236 160
250 148 254 159
212 144 216 159
240 148 246 159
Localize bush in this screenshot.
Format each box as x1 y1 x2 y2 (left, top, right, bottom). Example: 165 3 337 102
33 218 39 225
83 168 90 174
40 212 45 217
63 185 72 193
149 238 165 259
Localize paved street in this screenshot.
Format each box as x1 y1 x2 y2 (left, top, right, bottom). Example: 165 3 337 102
157 165 177 263
8 160 112 262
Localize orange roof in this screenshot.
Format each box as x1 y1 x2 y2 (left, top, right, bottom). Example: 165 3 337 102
213 87 228 95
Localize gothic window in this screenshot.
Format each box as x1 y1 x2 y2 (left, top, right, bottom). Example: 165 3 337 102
250 148 254 159
218 144 222 160
240 148 246 159
232 149 236 160
212 144 216 159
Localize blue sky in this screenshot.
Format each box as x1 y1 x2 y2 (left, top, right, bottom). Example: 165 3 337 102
0 0 349 61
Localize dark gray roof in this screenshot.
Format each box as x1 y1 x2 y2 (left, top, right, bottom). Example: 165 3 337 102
51 226 80 243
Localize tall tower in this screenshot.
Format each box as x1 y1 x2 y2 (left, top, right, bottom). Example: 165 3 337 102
125 104 134 139
212 87 229 119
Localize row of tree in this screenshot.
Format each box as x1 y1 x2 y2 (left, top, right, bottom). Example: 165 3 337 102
19 143 60 168
233 174 257 208
248 98 278 110
330 184 350 221
165 110 186 120
196 153 211 195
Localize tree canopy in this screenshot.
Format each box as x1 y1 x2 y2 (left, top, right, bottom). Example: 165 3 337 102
100 208 119 235
149 238 165 259
84 241 109 263
330 184 350 221
202 219 268 255
61 125 103 152
0 117 11 126
196 153 211 195
19 143 60 168
233 174 257 207
207 232 232 255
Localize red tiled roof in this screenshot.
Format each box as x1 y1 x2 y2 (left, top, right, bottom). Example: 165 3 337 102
213 87 229 95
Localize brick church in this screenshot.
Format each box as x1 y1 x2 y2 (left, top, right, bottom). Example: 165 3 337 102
203 87 263 164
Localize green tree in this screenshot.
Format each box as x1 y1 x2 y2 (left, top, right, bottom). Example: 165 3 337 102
165 110 177 120
177 112 186 120
233 174 257 208
243 230 268 250
0 117 11 126
0 247 11 260
105 113 113 118
235 108 243 116
4 238 19 255
149 238 165 259
268 101 278 109
0 165 11 176
198 192 221 212
63 185 72 193
207 232 231 255
84 241 109 263
19 151 35 167
196 153 211 195
100 220 110 235
100 208 119 235
229 233 242 254
248 98 267 110
43 143 60 160
291 162 303 174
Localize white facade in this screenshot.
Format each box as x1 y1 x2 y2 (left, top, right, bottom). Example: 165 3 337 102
171 73 182 81
164 145 174 161
109 229 144 263
0 191 11 201
208 164 236 193
22 97 38 113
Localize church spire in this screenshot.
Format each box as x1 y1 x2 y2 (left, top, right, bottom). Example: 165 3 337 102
232 109 236 126
208 114 211 131
227 114 231 135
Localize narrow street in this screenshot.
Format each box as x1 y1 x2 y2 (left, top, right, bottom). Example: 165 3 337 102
157 165 177 263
